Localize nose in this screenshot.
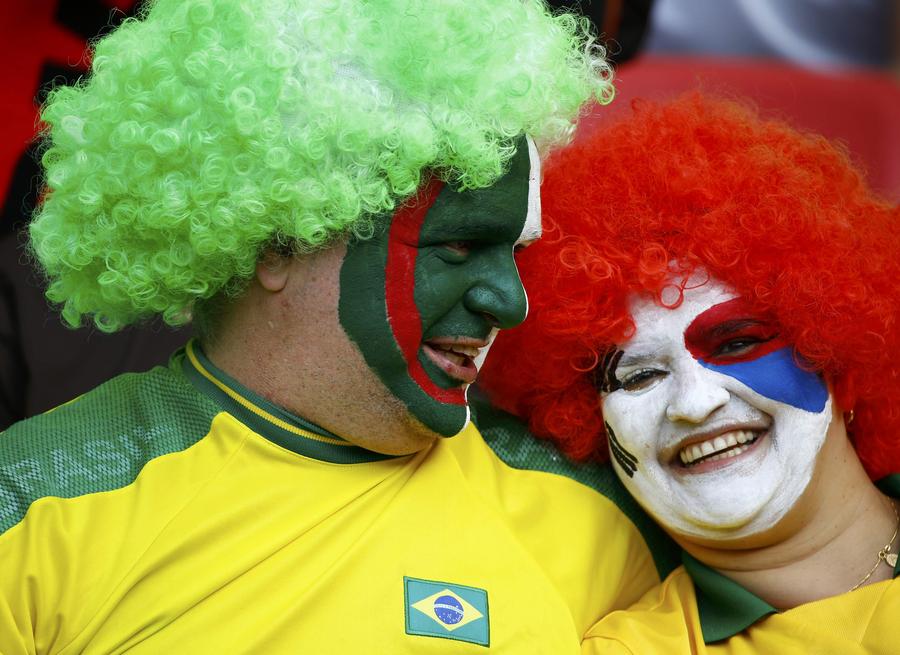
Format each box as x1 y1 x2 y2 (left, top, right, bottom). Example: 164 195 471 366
463 251 528 329
665 360 730 424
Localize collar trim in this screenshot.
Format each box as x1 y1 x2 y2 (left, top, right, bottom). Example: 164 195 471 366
182 340 398 464
690 473 900 643
683 551 776 644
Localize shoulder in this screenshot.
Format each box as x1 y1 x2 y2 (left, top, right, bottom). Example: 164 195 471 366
0 356 219 534
470 391 681 579
471 391 621 491
583 567 701 653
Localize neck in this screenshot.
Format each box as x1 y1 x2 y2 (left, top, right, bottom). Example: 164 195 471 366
200 247 437 456
679 425 897 609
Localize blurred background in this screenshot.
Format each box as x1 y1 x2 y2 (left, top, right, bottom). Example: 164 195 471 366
582 0 900 204
0 0 897 430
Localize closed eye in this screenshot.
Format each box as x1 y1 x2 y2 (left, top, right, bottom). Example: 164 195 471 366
442 241 471 255
436 241 473 263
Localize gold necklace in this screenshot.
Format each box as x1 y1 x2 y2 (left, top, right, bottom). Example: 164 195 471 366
849 500 900 592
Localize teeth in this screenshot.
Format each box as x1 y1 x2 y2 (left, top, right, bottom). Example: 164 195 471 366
679 430 759 466
449 345 479 357
430 343 481 357
442 351 466 366
428 342 487 369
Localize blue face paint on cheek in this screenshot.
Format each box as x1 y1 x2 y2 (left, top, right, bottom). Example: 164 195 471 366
698 347 828 413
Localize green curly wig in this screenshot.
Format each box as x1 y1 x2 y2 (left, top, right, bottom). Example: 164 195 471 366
30 0 611 331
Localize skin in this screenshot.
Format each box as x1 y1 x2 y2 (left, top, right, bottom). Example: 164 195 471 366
601 275 897 606
697 414 897 607
603 278 833 541
339 136 541 437
205 137 540 454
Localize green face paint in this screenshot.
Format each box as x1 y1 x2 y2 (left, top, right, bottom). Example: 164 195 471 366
338 137 539 437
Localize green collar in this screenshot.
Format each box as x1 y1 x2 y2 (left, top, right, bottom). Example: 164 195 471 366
689 473 900 643
683 551 777 643
180 340 398 464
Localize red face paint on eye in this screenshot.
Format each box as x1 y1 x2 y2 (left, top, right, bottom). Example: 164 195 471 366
683 297 786 365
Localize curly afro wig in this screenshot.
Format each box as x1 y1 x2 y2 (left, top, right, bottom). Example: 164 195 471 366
30 0 612 331
480 93 900 481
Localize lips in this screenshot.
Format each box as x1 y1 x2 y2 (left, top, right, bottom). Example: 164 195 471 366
422 337 490 385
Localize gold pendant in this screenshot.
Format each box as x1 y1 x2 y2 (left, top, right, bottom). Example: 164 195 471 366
886 553 898 568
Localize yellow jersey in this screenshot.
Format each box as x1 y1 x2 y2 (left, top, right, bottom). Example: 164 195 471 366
1 342 676 654
583 477 900 655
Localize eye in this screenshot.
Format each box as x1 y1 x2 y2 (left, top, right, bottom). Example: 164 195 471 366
436 241 473 263
619 368 666 392
712 336 765 359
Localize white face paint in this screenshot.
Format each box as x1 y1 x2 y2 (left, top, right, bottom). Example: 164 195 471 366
601 276 833 541
472 135 541 372
521 134 543 244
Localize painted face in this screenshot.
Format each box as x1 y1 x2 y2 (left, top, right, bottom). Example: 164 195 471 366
600 276 832 541
339 136 541 437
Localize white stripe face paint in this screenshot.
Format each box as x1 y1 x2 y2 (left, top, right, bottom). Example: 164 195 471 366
601 276 833 542
520 134 543 244
472 135 542 373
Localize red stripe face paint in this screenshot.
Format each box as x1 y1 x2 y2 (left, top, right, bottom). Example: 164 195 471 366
599 275 833 543
684 298 828 413
384 179 465 405
683 298 786 365
339 136 538 438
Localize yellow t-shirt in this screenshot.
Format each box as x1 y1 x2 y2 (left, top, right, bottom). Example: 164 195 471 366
0 342 676 654
583 477 900 655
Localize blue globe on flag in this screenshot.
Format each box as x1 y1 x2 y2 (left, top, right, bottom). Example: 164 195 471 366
433 595 464 625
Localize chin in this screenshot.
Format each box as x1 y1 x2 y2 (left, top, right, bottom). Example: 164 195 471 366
407 407 470 443
660 484 782 543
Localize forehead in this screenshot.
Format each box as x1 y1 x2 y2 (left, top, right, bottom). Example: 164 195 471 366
626 278 738 348
418 136 537 243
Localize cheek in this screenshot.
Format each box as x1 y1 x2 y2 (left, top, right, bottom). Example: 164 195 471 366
769 394 834 452
411 258 460 322
603 393 664 455
698 347 828 413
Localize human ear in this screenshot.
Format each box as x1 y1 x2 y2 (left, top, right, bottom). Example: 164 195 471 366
830 374 857 418
256 250 291 292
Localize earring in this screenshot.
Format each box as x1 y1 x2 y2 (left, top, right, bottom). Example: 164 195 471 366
846 409 855 425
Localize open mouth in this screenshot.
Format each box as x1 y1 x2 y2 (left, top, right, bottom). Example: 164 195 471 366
678 430 764 468
422 338 487 385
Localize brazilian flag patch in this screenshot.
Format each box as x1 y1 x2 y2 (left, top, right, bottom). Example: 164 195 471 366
404 576 490 647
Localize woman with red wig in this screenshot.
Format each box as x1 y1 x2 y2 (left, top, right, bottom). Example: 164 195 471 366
480 94 900 653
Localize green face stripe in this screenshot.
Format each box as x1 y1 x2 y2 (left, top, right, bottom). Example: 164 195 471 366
413 140 531 386
339 138 532 437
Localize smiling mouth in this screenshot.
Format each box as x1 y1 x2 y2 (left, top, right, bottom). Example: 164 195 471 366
678 430 764 467
422 338 489 385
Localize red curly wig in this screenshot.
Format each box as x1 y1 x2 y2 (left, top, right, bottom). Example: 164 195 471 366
480 93 900 480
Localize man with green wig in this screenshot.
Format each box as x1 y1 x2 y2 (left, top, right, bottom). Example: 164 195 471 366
0 0 674 651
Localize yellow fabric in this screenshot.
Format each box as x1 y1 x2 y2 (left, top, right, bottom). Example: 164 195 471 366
582 566 900 655
1 412 658 654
